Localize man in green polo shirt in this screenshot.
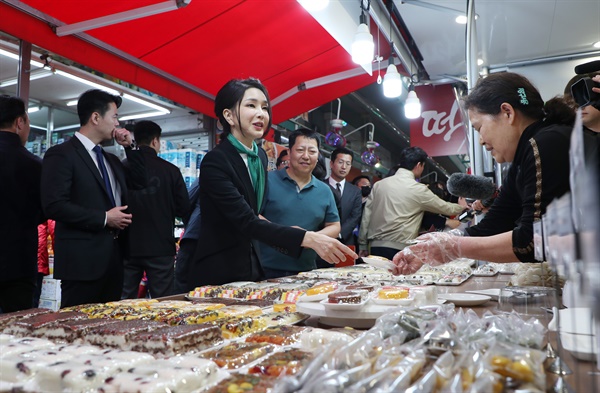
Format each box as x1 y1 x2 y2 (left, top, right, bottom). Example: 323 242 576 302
259 128 340 278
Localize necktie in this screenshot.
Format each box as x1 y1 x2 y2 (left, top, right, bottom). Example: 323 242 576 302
336 182 342 195
93 145 116 207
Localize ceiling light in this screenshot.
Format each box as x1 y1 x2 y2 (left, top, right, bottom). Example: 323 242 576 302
55 70 120 95
66 100 78 106
123 93 170 113
0 69 54 87
352 8 374 65
383 61 403 98
28 106 41 114
404 86 421 119
325 118 347 148
119 111 169 121
455 15 467 24
594 41 600 48
477 58 484 66
298 0 329 12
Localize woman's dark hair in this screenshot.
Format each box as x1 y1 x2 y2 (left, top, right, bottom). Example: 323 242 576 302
0 95 26 129
463 72 574 126
77 89 122 126
214 78 272 138
276 149 289 167
399 146 428 170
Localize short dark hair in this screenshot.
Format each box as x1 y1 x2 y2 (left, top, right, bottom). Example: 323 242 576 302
331 147 354 163
0 95 26 129
276 149 289 167
399 146 427 170
133 120 162 146
214 78 272 138
352 175 371 185
77 89 122 126
288 128 320 150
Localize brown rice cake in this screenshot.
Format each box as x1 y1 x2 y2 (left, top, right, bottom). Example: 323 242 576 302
197 342 275 369
0 308 52 332
43 318 121 343
84 320 166 349
3 312 87 337
128 323 223 356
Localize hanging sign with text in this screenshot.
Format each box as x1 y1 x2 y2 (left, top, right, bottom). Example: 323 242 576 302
410 84 468 157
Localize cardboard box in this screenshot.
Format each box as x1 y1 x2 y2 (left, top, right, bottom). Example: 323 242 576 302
40 277 61 301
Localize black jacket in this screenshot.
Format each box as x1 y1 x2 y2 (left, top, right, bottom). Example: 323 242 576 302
466 121 572 261
190 138 306 286
127 146 190 257
0 132 43 281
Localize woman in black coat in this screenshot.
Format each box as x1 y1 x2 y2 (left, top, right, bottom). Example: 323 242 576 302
189 78 356 287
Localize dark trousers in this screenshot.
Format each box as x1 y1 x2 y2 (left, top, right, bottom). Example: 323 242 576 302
0 276 36 313
174 238 197 294
122 255 175 299
370 246 401 260
60 241 123 308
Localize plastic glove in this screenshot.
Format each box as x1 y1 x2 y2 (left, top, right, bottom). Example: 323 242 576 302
392 232 462 275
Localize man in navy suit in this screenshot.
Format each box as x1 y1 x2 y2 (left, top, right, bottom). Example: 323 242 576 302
326 147 363 247
41 89 144 307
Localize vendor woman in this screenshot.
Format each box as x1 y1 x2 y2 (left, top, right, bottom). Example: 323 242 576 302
393 72 574 274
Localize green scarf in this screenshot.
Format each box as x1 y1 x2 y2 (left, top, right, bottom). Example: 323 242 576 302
227 133 265 209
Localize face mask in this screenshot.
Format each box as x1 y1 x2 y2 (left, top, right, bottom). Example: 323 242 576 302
361 186 371 197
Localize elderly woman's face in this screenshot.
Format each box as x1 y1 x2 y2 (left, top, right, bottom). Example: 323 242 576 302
468 108 520 163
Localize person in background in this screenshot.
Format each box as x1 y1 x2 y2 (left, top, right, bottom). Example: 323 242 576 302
260 128 341 278
174 178 200 293
34 219 55 307
189 79 356 286
276 149 289 170
122 120 190 299
352 175 372 209
564 72 599 164
325 147 362 247
359 146 465 260
394 72 575 274
0 95 44 313
41 89 144 307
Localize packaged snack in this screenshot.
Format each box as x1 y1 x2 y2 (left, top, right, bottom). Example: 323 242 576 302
245 325 308 345
198 342 275 369
248 348 313 376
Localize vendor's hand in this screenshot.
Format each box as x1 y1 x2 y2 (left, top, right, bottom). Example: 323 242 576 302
471 199 488 212
114 128 133 147
302 231 358 264
106 205 132 229
392 248 425 275
392 232 462 275
458 197 470 208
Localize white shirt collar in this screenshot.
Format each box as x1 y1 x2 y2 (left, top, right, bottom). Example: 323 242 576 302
74 131 97 152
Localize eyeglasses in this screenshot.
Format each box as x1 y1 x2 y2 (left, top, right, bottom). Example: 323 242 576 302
280 160 290 166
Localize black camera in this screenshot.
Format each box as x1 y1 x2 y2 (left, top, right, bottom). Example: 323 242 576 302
571 77 600 109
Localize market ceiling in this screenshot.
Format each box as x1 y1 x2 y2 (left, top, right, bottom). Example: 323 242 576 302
0 0 394 124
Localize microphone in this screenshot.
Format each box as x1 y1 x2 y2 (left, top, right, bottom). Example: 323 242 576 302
574 60 600 75
446 173 497 201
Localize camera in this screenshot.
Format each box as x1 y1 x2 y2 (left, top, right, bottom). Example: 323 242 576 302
571 77 600 109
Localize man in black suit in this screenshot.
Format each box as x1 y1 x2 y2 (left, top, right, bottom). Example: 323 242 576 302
41 89 144 308
0 95 43 312
326 147 363 246
122 120 190 298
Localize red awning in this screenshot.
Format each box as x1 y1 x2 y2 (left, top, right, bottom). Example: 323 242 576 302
0 0 383 123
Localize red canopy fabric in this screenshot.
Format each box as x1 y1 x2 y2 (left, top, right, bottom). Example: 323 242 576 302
1 0 380 123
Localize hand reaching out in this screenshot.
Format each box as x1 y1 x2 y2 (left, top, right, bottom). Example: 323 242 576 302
302 231 358 265
392 232 462 275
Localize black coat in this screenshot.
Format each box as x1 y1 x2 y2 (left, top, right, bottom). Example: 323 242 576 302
126 146 190 257
190 138 305 286
0 132 43 281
